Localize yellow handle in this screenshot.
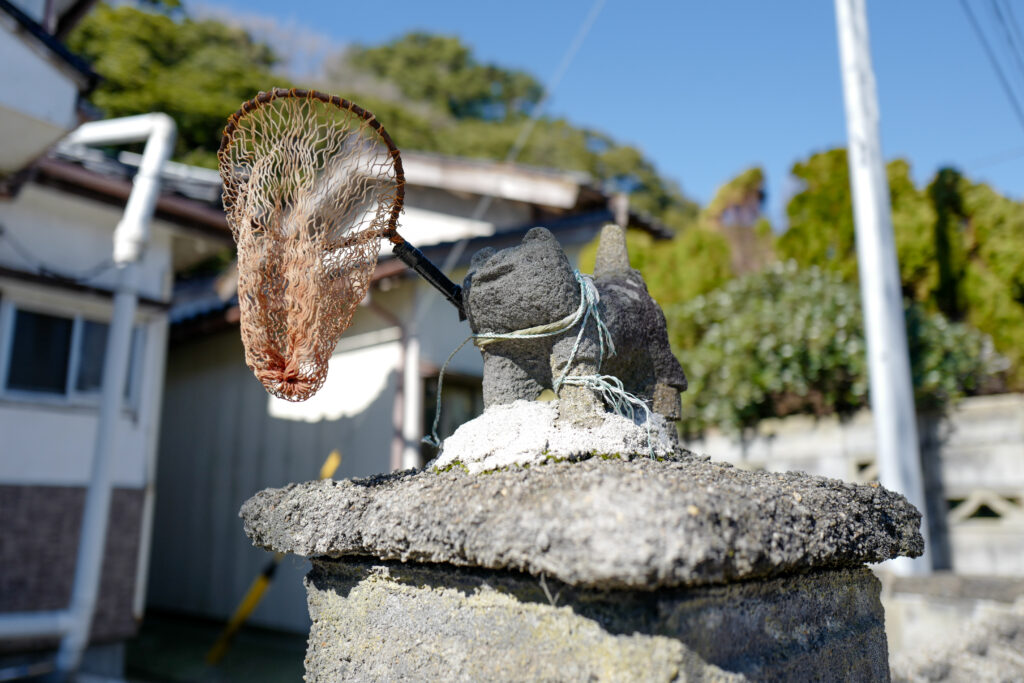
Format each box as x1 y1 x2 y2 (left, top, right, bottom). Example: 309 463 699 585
320 450 342 479
206 450 342 666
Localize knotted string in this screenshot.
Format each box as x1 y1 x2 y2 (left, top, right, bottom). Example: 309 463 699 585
425 271 654 457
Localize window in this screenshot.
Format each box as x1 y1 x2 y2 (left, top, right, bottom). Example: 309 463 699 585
1 304 144 407
7 309 72 393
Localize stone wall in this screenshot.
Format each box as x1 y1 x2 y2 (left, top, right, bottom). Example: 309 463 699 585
881 573 1024 657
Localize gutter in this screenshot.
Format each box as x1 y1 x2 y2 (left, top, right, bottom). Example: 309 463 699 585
365 298 408 472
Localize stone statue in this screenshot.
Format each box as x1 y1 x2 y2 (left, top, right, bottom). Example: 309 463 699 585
461 224 687 427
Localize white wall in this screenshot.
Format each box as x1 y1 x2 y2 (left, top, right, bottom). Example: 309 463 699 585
0 25 81 172
0 185 175 301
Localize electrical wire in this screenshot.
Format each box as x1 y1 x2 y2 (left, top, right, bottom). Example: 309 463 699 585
434 0 608 281
968 144 1024 169
959 0 1024 136
998 0 1024 67
988 0 1024 92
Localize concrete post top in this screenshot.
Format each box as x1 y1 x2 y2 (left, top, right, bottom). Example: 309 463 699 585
240 453 923 590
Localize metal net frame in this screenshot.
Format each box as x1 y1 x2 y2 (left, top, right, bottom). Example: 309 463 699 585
219 88 406 401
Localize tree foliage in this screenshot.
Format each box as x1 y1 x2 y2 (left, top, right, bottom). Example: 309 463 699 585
69 9 698 230
580 224 732 309
67 2 279 167
345 33 542 121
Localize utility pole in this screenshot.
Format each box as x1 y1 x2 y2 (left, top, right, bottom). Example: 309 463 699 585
834 0 930 574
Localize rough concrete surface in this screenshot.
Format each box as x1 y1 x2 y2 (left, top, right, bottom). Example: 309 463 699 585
430 399 679 473
241 454 923 590
890 597 1024 682
303 558 889 682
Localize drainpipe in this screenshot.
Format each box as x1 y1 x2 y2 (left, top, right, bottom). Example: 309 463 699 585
38 113 172 678
132 316 169 620
366 298 406 472
401 291 424 470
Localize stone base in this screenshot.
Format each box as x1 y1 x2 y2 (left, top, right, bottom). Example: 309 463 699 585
303 558 890 682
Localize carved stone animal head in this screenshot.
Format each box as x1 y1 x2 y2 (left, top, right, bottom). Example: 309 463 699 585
462 227 579 336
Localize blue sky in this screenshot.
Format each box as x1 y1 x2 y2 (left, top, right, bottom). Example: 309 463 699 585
197 0 1024 226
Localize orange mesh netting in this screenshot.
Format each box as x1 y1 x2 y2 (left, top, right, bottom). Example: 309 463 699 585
219 88 405 401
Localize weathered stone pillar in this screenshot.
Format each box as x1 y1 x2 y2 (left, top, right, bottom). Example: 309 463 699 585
242 454 922 681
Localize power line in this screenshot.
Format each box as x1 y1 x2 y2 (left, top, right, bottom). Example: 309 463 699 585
998 0 1024 65
968 144 1024 169
959 0 1024 136
435 0 607 279
988 0 1024 90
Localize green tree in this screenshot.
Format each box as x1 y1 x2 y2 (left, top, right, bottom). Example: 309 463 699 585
927 168 968 320
958 181 1024 382
579 168 761 307
67 2 280 167
580 225 732 309
699 166 773 274
776 149 858 279
776 148 1024 384
326 32 698 231
345 33 542 121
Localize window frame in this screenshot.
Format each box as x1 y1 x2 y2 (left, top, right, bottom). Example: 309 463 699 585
0 296 146 411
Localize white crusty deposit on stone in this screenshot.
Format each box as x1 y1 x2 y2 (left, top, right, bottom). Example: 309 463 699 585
429 399 679 473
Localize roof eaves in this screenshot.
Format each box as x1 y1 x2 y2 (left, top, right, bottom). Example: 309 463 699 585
33 157 232 241
402 150 592 186
54 0 99 40
377 209 617 275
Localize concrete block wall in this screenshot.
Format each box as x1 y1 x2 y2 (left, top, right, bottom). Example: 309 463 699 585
685 393 1024 576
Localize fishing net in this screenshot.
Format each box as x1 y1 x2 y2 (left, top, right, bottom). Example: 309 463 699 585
219 88 405 401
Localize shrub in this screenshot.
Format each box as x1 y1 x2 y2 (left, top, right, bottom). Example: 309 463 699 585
669 262 1008 435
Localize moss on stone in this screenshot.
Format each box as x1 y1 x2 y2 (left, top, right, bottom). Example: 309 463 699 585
432 460 470 474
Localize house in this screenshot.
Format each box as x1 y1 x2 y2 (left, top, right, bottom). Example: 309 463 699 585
149 150 671 634
0 2 231 663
